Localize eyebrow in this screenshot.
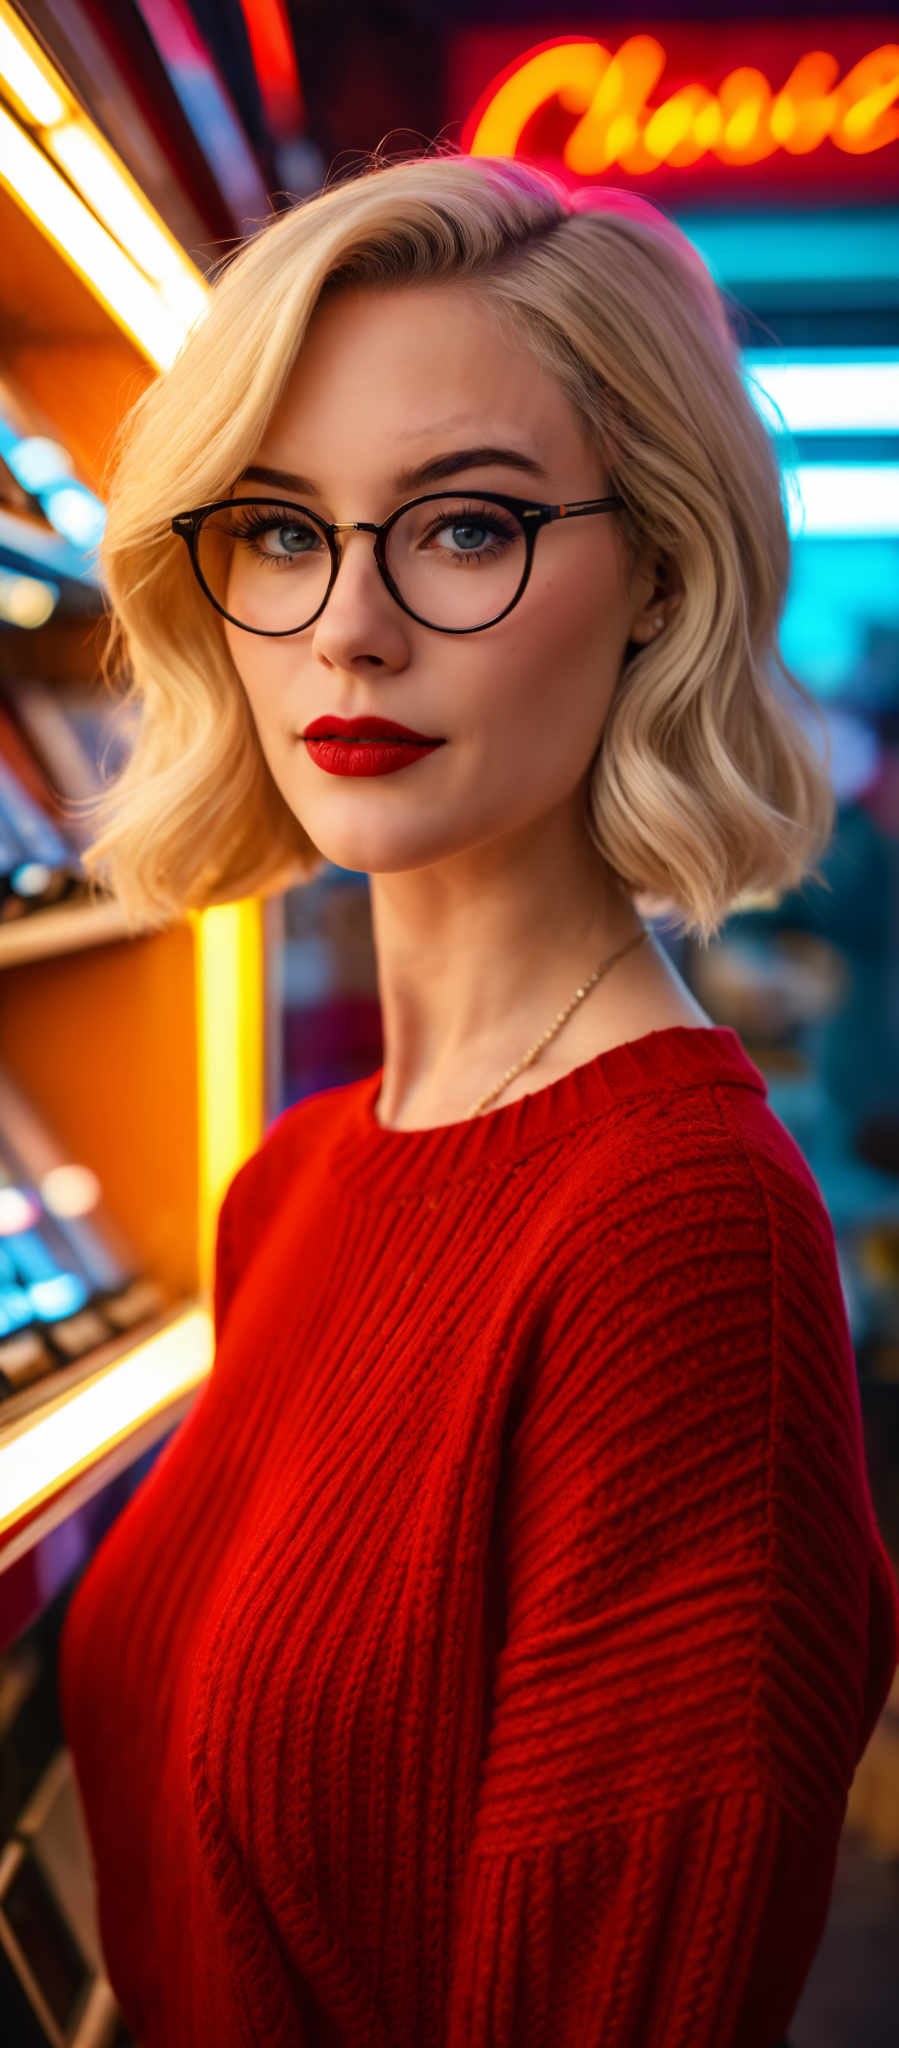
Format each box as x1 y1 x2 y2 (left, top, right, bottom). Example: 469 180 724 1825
236 444 548 499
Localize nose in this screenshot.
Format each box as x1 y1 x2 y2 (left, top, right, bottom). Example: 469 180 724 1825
322 523 390 609
310 521 409 666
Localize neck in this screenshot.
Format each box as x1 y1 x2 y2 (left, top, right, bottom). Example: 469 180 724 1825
369 827 646 1129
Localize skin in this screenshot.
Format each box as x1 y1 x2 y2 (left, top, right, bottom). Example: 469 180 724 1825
223 280 712 1129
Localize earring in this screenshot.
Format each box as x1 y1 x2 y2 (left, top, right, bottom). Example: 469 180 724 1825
653 615 664 631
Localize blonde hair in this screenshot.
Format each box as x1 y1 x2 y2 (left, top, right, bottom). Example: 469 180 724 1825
77 144 834 944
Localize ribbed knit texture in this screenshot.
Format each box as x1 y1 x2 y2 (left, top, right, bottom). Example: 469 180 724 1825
58 1024 899 2048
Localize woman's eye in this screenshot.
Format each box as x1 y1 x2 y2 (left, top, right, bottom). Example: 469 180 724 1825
263 526 311 554
254 520 316 553
424 511 515 555
231 511 320 556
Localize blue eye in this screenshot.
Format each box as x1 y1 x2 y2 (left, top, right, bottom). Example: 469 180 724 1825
418 503 518 565
229 506 322 562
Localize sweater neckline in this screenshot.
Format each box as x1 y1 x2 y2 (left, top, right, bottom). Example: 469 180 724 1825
328 1025 768 1199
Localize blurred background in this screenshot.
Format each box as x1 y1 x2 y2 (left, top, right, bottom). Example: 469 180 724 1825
0 4 897 2043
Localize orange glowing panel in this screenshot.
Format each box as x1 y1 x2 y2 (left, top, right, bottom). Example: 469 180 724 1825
453 22 899 202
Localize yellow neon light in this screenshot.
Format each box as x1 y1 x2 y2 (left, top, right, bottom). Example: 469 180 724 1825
191 899 266 1299
0 10 64 125
47 123 206 326
466 34 899 173
0 108 189 369
0 1308 213 1537
0 0 207 366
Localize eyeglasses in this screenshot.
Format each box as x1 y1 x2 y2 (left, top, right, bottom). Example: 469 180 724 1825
170 487 627 637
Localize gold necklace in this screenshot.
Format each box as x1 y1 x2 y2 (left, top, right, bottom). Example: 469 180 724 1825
464 925 650 1118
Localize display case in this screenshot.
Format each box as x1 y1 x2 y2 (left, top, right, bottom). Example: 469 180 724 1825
0 18 275 2035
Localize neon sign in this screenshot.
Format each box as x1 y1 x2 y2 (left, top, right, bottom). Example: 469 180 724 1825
460 34 899 178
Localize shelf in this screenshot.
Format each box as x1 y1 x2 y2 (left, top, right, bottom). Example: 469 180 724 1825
0 1300 214 1573
0 898 134 968
0 901 269 1308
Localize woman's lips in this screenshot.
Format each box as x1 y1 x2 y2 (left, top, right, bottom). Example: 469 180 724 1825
303 735 445 778
303 715 443 742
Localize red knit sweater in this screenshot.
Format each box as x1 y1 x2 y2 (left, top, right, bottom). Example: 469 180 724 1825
59 1025 899 2048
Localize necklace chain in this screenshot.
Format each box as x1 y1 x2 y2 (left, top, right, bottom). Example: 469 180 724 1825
463 925 650 1119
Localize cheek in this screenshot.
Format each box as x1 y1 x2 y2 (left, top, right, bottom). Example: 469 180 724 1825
528 547 627 657
225 636 285 731
484 574 618 732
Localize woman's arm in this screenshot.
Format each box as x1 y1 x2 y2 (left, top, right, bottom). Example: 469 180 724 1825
446 1135 899 2046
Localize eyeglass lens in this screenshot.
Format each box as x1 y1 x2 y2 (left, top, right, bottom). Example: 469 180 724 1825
195 496 529 632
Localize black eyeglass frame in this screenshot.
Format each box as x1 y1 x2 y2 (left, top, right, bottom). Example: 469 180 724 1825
170 488 628 637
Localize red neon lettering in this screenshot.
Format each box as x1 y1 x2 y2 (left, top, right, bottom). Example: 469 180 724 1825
465 35 899 170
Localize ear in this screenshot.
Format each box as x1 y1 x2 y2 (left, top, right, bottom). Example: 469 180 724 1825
627 548 682 647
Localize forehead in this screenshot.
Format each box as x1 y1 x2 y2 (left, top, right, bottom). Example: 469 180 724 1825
266 281 592 467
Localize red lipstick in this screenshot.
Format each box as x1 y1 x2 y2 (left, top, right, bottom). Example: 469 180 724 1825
302 714 446 779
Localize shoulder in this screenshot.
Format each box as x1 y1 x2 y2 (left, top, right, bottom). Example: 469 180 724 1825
212 1080 365 1338
537 1069 849 1399
559 1042 833 1249
216 1077 360 1242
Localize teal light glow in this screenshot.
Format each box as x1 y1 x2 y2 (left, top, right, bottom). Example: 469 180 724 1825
743 352 899 433
779 536 899 700
786 466 899 537
31 1273 89 1319
0 1286 32 1336
0 409 105 579
3 434 73 492
674 211 899 290
41 482 106 548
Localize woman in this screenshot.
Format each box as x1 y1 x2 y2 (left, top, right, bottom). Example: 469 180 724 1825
58 147 899 2047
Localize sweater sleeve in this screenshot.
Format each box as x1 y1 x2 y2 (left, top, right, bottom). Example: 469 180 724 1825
446 1141 899 2048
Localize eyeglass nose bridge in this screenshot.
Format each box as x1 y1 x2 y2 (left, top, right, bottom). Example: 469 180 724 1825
321 518 392 591
316 515 413 624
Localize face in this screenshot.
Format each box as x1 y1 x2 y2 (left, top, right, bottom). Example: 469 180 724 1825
221 280 665 880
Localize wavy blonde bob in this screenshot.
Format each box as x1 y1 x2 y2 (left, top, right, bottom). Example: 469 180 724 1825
76 144 834 944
